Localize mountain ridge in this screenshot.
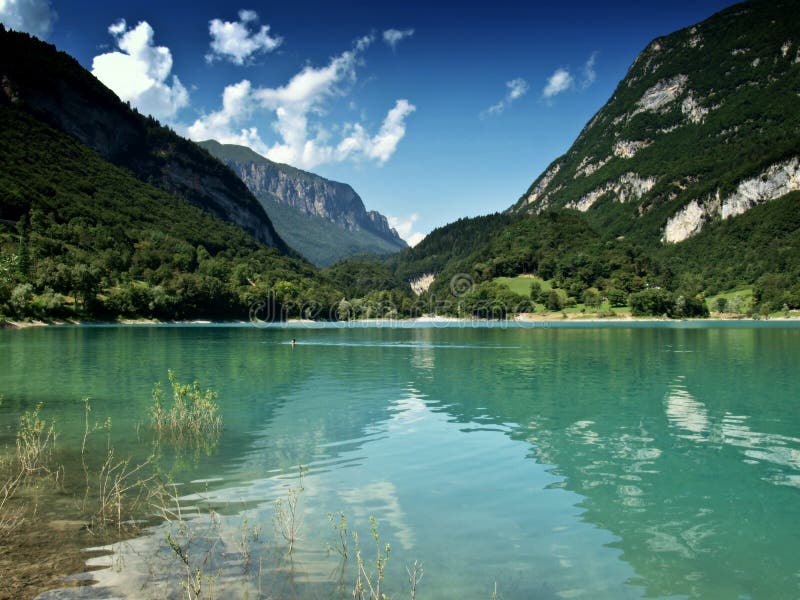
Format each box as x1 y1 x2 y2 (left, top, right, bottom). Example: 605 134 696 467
0 25 288 251
510 0 800 244
198 140 407 266
385 0 800 313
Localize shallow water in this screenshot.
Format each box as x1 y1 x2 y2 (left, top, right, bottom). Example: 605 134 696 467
1 323 799 599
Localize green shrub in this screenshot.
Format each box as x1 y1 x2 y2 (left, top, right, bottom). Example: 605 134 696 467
150 371 221 438
629 288 674 317
9 283 34 318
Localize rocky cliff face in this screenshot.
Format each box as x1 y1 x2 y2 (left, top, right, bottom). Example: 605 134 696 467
199 140 405 247
511 0 800 246
0 26 285 250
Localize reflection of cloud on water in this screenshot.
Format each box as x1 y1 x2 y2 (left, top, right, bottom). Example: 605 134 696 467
665 379 800 488
553 420 662 504
665 378 709 442
388 386 428 431
338 480 415 551
720 413 800 486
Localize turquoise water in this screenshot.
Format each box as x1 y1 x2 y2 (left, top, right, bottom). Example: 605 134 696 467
1 323 799 599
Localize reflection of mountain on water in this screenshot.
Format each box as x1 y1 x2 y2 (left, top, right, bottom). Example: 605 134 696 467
409 327 800 599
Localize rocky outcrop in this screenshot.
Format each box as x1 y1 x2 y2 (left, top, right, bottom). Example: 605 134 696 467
662 200 711 243
524 163 561 209
663 157 800 242
566 173 657 212
410 273 435 295
631 74 688 118
681 93 709 124
613 140 651 159
199 140 405 248
721 157 800 219
575 155 611 177
208 142 406 249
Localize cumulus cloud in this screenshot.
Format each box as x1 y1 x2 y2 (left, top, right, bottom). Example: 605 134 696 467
187 36 415 169
206 9 282 65
92 20 189 121
483 77 529 117
388 213 425 247
582 51 598 88
337 99 416 163
0 0 57 39
542 68 573 98
383 28 414 50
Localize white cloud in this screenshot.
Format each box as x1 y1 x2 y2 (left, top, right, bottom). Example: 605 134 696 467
337 99 416 164
507 77 529 101
0 0 57 39
582 51 598 88
383 28 414 50
206 9 282 65
482 77 529 117
185 79 264 150
388 213 425 247
186 36 415 170
542 68 573 98
92 20 189 121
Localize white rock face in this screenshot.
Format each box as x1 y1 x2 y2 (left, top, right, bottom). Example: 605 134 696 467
525 163 561 208
574 155 611 178
662 201 707 243
635 74 688 114
567 173 657 212
687 34 703 49
681 93 709 124
410 273 435 296
781 41 792 58
721 157 800 219
662 157 800 243
751 57 761 67
613 139 651 159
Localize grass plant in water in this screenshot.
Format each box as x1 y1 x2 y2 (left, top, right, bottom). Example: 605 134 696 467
16 402 56 476
150 370 222 441
272 465 306 555
352 516 392 600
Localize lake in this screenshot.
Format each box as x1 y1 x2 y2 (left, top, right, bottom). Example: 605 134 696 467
1 322 799 599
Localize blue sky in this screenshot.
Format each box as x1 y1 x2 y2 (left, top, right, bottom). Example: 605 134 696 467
1 0 739 245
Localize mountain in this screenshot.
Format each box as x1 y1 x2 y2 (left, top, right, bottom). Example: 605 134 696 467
0 25 286 250
0 26 344 322
511 0 800 244
387 0 800 312
198 140 407 267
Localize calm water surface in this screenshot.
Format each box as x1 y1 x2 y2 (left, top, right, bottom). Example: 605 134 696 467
1 323 799 599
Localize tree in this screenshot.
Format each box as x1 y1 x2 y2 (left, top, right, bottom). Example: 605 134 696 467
714 297 728 313
629 288 674 317
605 288 628 307
70 263 101 312
582 288 601 308
9 283 34 317
546 290 563 311
16 216 30 278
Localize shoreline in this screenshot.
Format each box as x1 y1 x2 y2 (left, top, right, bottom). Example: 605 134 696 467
2 313 799 330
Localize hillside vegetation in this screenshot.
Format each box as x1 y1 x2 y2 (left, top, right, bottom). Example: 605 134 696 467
0 105 341 321
385 0 800 317
0 26 285 248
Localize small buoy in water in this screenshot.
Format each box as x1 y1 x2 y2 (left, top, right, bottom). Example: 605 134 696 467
290 338 296 345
